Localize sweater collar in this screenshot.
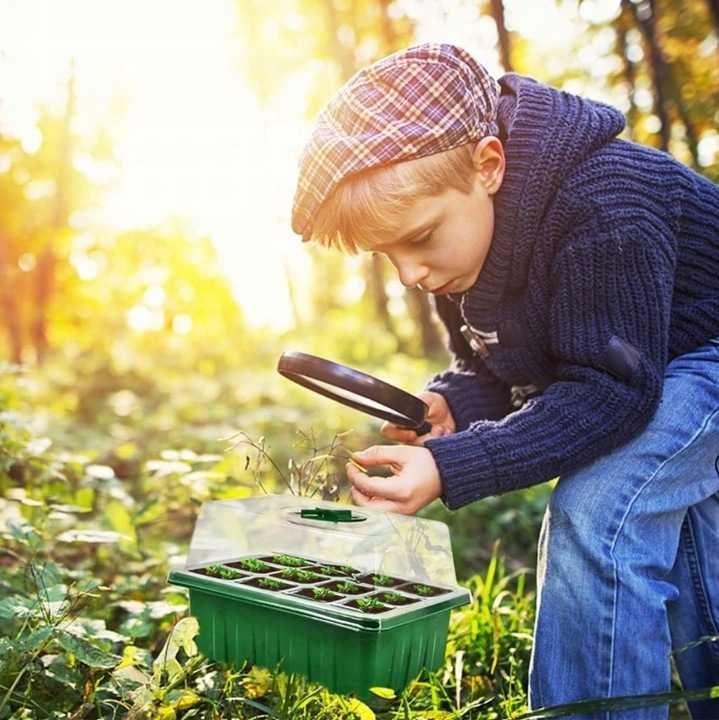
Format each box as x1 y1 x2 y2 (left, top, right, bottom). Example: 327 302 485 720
451 74 625 320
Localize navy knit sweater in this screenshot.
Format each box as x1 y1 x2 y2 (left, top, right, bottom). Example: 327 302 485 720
424 74 719 511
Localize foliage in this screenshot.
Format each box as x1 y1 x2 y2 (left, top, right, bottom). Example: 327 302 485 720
0 368 539 718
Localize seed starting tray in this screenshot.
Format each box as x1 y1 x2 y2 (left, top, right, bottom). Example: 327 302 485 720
168 495 471 698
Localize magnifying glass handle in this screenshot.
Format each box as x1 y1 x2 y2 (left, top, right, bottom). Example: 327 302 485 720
415 420 432 436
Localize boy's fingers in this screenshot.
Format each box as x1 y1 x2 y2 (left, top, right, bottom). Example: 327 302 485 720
379 422 418 444
415 425 449 445
352 445 408 467
346 463 404 501
350 485 399 513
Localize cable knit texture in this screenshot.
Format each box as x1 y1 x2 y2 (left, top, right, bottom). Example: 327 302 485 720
423 74 719 510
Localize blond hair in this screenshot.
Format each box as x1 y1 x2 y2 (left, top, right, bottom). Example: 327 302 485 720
309 143 477 254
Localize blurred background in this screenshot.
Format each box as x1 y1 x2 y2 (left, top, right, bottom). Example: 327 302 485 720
0 0 718 576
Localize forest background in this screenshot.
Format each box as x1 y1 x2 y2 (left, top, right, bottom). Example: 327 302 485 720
0 1 717 718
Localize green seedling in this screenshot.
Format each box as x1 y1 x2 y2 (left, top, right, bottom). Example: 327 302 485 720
413 584 435 596
279 569 321 583
257 577 285 590
370 574 396 587
205 564 244 580
236 558 271 572
316 563 357 576
335 581 362 594
356 597 387 612
271 554 307 567
376 592 407 604
316 564 339 575
310 587 334 600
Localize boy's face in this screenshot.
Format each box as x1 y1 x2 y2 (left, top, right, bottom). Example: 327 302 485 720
370 137 504 295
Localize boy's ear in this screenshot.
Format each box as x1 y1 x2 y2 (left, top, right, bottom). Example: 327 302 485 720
471 136 505 195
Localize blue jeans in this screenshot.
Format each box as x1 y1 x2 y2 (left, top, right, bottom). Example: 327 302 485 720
529 338 719 720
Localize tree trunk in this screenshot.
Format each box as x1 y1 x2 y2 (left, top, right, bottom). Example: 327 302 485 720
31 247 55 364
283 257 302 330
404 287 444 358
668 71 700 167
378 0 398 50
0 232 23 363
705 0 719 35
624 0 700 165
614 10 638 141
33 61 75 364
375 0 442 356
489 0 514 72
623 0 671 150
367 254 394 334
323 0 355 81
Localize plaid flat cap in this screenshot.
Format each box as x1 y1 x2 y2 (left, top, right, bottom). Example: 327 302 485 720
291 43 500 241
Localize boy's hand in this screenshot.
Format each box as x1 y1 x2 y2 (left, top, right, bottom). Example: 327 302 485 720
379 391 456 445
346 445 442 515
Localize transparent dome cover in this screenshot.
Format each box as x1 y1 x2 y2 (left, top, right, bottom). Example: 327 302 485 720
184 494 460 588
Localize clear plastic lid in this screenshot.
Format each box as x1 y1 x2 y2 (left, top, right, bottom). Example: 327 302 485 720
184 494 460 588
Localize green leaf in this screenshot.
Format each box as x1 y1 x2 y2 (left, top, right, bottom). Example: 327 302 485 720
42 653 83 687
153 616 198 683
369 686 396 700
19 626 53 652
119 614 154 639
0 595 36 620
104 500 137 552
56 629 120 669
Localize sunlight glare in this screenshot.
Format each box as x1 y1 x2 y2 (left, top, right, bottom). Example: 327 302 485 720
1 0 305 331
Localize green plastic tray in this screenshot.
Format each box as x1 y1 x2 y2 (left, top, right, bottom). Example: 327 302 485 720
168 558 471 698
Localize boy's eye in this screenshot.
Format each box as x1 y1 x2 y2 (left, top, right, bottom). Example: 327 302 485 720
410 233 432 245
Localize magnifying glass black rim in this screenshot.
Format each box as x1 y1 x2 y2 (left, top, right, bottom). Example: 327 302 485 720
277 351 428 431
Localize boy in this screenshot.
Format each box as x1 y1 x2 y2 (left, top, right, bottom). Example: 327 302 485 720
290 44 719 718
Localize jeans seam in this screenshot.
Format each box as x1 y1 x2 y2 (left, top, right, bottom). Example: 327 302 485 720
683 512 719 665
606 404 719 702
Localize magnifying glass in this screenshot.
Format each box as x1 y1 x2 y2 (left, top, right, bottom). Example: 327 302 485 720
277 351 432 436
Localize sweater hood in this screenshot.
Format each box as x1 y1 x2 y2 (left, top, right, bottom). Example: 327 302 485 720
456 74 626 317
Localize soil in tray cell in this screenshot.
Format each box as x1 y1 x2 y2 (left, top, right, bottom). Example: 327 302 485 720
371 590 420 606
311 563 361 578
259 554 313 568
397 582 451 597
274 568 327 584
243 576 296 592
194 564 247 581
345 597 391 614
321 579 372 595
295 587 343 603
357 572 405 588
225 558 276 574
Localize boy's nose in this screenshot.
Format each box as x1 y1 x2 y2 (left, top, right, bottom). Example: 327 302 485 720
397 263 429 288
